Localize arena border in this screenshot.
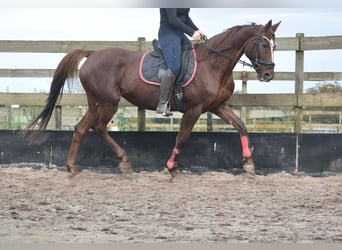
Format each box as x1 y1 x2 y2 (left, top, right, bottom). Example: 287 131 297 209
0 130 341 174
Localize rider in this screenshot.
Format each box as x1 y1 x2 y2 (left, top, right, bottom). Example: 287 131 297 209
156 8 206 116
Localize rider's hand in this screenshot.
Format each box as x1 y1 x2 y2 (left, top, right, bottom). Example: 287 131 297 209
192 30 205 41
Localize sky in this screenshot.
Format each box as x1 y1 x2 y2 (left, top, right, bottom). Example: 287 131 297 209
0 7 341 93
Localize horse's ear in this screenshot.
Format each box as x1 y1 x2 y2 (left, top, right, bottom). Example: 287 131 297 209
263 20 273 32
271 21 281 32
263 20 281 33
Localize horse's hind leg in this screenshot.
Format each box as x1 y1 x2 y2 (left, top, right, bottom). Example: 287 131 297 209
66 105 98 177
212 104 255 175
93 105 132 174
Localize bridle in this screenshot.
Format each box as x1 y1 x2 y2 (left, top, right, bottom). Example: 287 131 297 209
254 27 275 70
201 26 275 71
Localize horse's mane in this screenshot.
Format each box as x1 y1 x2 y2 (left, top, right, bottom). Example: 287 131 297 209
196 22 260 60
211 22 258 49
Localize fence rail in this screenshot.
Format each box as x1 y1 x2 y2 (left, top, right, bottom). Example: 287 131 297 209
1 34 342 132
0 35 341 52
1 92 342 108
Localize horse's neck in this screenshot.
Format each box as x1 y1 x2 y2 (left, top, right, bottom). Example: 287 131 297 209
197 27 257 87
211 26 257 67
200 32 250 74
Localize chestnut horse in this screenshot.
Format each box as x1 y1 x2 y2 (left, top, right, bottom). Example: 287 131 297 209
20 20 280 178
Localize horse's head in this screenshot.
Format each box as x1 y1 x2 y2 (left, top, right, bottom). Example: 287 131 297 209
244 20 281 82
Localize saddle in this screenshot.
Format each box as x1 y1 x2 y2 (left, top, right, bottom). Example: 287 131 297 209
138 40 198 111
139 39 197 87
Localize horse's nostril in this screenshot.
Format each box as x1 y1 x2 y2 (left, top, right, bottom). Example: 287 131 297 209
264 72 273 81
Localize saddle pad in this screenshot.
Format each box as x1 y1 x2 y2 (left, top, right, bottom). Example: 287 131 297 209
138 44 197 87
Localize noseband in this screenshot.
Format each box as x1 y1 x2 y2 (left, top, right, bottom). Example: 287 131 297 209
202 26 275 70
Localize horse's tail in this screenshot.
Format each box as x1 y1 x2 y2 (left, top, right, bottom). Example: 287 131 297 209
19 49 91 142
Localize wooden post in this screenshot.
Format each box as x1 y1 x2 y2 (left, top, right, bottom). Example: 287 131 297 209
294 33 304 134
137 108 146 131
55 105 62 129
241 71 248 124
7 105 12 128
207 112 213 132
294 33 304 173
137 37 146 131
308 114 312 133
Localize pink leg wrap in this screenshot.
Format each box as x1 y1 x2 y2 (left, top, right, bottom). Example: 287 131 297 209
167 148 179 170
241 135 252 158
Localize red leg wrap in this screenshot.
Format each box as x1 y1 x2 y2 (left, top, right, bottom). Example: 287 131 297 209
167 148 179 170
241 135 252 158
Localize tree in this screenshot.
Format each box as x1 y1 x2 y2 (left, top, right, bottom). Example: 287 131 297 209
304 81 342 124
306 81 342 93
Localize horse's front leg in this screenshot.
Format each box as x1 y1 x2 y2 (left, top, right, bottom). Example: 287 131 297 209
212 104 255 175
167 108 202 179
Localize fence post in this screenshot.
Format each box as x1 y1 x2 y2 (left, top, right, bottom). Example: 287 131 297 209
6 105 12 128
207 112 213 132
294 33 304 134
55 105 62 129
241 71 248 124
294 33 304 173
137 37 146 131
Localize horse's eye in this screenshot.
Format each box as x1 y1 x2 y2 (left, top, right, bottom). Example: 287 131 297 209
262 44 267 48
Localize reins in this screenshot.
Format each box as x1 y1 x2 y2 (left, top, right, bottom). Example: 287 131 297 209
200 26 275 70
201 40 254 68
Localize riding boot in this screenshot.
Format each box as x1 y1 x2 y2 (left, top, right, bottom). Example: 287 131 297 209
156 69 175 116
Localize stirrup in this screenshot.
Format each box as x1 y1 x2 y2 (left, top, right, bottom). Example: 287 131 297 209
156 107 173 117
156 102 172 117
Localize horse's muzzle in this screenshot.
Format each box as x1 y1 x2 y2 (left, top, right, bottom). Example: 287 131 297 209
258 70 274 82
254 61 275 82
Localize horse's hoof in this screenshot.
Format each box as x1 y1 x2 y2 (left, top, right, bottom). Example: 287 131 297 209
119 166 133 175
121 167 133 175
168 168 179 182
167 164 180 182
119 161 133 175
243 162 256 176
70 170 79 178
